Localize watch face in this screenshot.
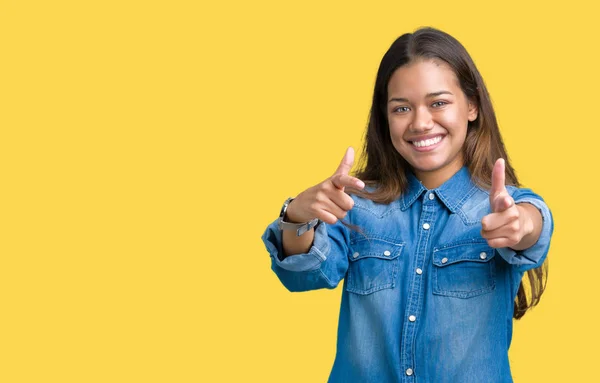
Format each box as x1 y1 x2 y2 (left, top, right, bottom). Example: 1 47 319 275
279 198 293 219
279 204 287 218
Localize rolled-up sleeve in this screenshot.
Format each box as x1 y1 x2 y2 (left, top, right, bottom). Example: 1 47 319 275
261 219 351 292
496 187 554 272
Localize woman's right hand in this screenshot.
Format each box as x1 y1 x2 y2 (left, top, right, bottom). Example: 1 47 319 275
285 147 365 225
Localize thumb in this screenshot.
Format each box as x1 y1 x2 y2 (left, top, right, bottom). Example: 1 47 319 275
334 147 355 176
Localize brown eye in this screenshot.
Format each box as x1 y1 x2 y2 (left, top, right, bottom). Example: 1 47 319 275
432 101 448 108
394 106 410 113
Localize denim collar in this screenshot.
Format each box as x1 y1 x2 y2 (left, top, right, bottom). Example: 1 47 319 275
401 166 477 213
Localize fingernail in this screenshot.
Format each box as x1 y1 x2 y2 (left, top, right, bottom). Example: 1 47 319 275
356 181 365 189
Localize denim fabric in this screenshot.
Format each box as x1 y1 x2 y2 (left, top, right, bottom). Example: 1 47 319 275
262 167 553 383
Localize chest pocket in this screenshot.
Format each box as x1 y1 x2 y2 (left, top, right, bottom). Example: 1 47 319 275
432 242 496 298
346 238 404 295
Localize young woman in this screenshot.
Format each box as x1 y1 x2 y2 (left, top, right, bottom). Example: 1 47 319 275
262 27 553 383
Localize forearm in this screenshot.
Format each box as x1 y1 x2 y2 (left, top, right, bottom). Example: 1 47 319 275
281 199 317 257
282 229 315 257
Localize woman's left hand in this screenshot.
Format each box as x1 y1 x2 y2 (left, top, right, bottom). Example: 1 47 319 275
481 159 534 249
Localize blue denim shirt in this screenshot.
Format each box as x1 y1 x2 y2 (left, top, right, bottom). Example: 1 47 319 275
262 167 553 383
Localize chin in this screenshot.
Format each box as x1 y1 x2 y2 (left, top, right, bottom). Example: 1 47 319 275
407 159 446 173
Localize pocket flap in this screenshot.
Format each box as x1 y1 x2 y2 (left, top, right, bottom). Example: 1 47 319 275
349 238 404 262
433 241 495 267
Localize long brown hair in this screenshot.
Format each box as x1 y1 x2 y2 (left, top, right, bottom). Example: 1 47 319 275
351 27 547 319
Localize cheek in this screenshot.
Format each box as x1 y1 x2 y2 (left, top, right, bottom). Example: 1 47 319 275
437 111 460 125
388 130 405 149
437 109 469 131
388 119 407 141
388 124 411 155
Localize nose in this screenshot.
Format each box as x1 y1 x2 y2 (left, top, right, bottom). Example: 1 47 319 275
409 106 434 132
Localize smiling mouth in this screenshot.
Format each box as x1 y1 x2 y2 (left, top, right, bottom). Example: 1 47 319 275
410 135 443 148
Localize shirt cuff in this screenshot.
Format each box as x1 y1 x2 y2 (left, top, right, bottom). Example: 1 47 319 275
261 219 330 272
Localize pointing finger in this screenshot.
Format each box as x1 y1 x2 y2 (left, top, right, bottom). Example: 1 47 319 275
331 174 365 190
481 206 519 231
492 193 514 213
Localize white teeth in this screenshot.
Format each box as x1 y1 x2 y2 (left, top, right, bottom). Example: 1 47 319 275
412 136 442 147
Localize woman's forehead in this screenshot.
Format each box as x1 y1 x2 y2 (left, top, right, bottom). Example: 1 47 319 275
387 59 461 98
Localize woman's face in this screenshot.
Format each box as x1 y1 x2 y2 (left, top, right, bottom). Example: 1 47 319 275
386 59 478 189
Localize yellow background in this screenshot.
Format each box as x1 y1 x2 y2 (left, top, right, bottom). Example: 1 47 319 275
1 0 597 381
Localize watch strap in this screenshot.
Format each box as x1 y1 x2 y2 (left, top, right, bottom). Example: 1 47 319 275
279 218 320 236
278 197 321 236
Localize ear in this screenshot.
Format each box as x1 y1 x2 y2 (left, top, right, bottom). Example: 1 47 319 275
467 99 478 122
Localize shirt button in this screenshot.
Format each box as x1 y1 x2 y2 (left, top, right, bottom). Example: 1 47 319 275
353 252 359 258
429 193 435 200
416 268 423 275
422 223 430 230
406 368 414 376
384 250 391 256
480 252 487 260
441 257 448 264
409 315 416 322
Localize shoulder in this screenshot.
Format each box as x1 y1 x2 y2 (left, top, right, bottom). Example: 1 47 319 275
346 191 408 243
349 192 402 219
458 185 548 223
506 185 547 203
455 185 490 224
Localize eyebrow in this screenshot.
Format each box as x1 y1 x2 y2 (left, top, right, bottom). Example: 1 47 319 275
388 91 454 103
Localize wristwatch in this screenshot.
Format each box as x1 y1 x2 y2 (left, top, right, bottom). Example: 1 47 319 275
278 197 320 236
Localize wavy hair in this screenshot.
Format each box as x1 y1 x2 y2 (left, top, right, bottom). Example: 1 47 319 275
351 27 547 319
